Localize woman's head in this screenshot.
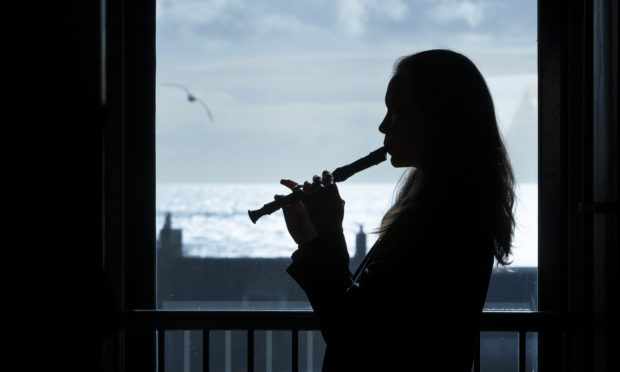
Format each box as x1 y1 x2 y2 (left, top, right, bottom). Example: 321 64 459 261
378 49 515 266
381 50 502 173
379 74 430 168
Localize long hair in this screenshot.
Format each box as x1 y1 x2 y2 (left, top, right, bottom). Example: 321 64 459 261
376 50 516 266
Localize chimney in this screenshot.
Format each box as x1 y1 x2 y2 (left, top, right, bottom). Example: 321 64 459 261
158 212 183 258
348 224 368 271
354 224 367 264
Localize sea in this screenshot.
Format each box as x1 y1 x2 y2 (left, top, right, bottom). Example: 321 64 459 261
156 183 538 267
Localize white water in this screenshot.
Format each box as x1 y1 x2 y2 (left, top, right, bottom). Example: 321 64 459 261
156 182 537 266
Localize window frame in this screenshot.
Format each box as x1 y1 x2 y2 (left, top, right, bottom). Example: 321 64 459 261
106 0 606 370
538 0 595 369
104 0 157 370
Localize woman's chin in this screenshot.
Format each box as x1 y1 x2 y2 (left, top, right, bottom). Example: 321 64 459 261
390 157 404 168
390 156 417 168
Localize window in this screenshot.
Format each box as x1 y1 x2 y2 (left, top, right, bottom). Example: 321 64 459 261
155 0 538 312
153 1 539 370
101 0 617 371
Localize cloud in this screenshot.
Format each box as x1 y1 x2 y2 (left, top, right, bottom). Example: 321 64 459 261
158 0 243 25
254 13 305 34
156 0 535 52
155 0 538 183
156 0 246 40
366 0 408 22
157 0 335 46
338 0 367 36
337 0 409 36
427 1 487 27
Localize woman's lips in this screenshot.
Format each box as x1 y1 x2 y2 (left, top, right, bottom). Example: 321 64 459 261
383 141 391 154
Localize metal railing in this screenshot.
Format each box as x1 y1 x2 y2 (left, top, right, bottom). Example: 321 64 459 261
121 310 578 372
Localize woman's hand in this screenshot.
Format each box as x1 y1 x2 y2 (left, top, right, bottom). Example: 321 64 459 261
276 171 345 244
275 180 317 244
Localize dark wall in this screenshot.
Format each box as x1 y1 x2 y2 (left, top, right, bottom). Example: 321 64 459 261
4 2 108 371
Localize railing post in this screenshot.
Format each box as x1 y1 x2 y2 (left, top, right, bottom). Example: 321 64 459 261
248 329 254 372
124 310 570 371
474 334 480 372
292 329 299 372
519 330 526 372
203 329 209 372
158 330 165 372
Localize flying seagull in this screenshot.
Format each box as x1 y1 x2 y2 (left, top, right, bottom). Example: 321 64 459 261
161 83 214 123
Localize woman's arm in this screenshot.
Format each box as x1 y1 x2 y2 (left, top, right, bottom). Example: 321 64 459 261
286 231 353 308
286 231 361 347
286 226 418 345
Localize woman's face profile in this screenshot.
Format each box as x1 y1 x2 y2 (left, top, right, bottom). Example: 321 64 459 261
379 74 430 168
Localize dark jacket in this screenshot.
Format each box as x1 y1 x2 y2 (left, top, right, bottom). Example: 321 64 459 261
287 201 495 371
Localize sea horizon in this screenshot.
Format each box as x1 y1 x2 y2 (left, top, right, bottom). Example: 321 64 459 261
156 182 538 267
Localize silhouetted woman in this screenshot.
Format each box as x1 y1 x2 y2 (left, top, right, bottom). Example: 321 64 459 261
276 49 515 371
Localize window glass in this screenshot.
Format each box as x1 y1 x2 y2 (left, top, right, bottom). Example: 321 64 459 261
156 0 537 312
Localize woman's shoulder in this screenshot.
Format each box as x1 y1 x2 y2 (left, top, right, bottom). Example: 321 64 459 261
393 199 450 232
381 199 492 255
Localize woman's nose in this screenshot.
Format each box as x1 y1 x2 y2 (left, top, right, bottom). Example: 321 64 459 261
379 113 389 134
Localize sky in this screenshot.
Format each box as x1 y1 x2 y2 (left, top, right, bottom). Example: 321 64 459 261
155 0 538 184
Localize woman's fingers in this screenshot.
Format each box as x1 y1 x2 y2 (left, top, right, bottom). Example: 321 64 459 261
274 192 318 244
301 175 324 194
321 170 333 185
275 193 295 210
280 179 299 191
281 171 334 195
274 194 286 208
277 172 343 236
